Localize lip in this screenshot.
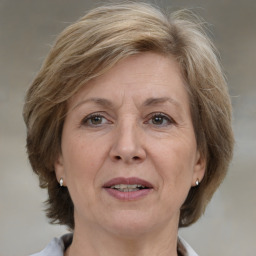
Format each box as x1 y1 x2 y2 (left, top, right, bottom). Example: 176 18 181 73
103 177 153 188
103 177 154 201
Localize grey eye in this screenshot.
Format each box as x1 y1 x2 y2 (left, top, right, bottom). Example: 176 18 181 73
82 113 109 127
90 116 104 125
149 113 172 126
152 115 166 125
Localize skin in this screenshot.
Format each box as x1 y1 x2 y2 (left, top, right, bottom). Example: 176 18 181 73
55 52 205 256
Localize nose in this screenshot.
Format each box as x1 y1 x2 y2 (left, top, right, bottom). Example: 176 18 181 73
109 121 146 164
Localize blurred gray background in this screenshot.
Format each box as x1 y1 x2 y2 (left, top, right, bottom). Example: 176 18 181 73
0 0 255 255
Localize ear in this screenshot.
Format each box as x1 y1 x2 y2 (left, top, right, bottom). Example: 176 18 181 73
54 154 66 186
192 150 206 187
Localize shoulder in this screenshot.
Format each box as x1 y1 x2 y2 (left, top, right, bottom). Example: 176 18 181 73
179 236 199 256
29 233 73 256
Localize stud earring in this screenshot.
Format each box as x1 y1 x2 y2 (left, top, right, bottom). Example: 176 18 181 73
195 179 200 186
59 178 64 187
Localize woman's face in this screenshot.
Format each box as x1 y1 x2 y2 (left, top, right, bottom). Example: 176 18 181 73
55 52 205 237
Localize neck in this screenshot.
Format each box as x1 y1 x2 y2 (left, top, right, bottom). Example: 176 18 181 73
65 216 179 256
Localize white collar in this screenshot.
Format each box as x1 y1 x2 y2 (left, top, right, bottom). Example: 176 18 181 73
30 233 198 256
179 236 199 256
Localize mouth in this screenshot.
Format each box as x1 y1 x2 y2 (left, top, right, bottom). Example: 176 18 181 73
103 177 153 200
109 184 148 192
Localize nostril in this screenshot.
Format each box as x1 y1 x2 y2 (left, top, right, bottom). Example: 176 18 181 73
114 155 140 161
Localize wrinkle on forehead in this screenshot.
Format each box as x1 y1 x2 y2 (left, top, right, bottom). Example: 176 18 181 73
67 52 189 116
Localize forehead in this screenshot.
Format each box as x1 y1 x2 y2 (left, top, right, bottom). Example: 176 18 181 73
69 52 189 110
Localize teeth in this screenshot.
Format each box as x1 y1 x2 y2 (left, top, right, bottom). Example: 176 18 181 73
110 184 146 191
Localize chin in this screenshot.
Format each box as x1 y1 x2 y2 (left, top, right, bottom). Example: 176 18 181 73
102 210 160 238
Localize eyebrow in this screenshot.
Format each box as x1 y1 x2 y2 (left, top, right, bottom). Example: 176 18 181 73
143 97 181 109
72 97 114 110
72 96 181 110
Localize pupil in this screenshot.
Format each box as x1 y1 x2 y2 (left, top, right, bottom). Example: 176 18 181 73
92 116 102 124
153 116 163 124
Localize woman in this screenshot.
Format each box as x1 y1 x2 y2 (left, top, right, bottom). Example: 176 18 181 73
23 2 234 256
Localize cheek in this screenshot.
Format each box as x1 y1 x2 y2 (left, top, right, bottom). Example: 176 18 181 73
61 136 102 211
62 132 110 191
62 135 95 180
152 137 197 186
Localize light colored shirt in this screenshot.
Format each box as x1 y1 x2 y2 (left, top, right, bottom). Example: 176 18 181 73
30 233 198 256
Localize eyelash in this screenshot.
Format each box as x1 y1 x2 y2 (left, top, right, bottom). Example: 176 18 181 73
145 112 175 127
81 112 175 128
81 112 110 127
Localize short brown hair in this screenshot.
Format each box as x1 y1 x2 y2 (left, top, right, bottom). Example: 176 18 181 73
23 2 234 229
